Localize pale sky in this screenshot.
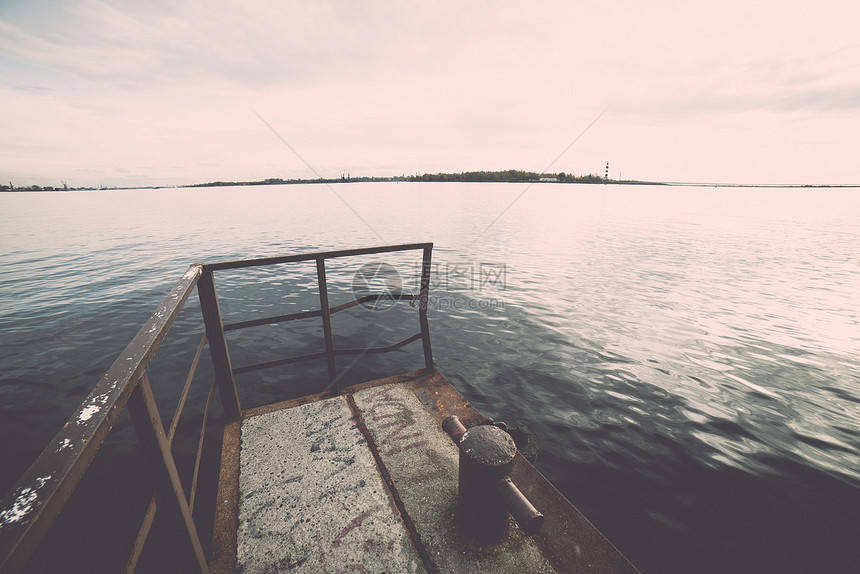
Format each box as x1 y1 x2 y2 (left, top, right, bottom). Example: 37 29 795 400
2 0 859 188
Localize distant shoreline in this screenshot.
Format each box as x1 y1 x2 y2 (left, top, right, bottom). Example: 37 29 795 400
3 170 859 192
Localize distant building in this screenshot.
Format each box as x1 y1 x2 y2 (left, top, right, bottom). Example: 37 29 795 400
539 176 557 182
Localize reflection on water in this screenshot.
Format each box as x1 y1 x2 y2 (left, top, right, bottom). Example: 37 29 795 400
1 183 859 572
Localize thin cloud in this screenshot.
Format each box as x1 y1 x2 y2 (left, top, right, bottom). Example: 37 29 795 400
774 84 860 112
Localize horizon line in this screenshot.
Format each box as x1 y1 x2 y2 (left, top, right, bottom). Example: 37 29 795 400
3 172 860 192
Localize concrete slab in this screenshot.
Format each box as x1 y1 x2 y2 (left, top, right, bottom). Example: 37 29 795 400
237 395 423 573
353 383 557 574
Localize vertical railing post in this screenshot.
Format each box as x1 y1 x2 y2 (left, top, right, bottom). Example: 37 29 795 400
419 245 434 372
316 258 337 385
197 267 241 420
127 374 209 574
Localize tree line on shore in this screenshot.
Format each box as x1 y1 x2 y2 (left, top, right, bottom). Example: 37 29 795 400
3 170 630 192
186 170 609 188
408 170 604 183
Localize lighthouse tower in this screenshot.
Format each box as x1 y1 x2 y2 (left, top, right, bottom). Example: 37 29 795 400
605 162 610 180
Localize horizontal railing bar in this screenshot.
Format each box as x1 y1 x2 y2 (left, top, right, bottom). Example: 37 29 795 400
231 333 424 375
231 351 329 375
222 293 419 332
329 293 418 314
203 243 432 272
0 264 203 573
334 333 424 356
223 309 322 332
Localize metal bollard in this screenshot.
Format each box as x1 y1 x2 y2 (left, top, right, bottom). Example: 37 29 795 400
443 415 545 545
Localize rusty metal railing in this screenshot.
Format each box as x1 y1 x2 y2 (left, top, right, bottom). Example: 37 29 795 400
0 243 434 573
206 242 435 399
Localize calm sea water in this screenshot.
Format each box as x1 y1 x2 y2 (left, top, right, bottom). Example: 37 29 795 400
1 183 859 573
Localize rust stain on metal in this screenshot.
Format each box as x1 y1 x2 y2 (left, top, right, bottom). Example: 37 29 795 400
209 419 240 574
410 372 484 428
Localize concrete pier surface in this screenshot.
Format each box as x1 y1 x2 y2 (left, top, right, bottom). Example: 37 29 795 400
210 370 639 573
237 394 423 573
